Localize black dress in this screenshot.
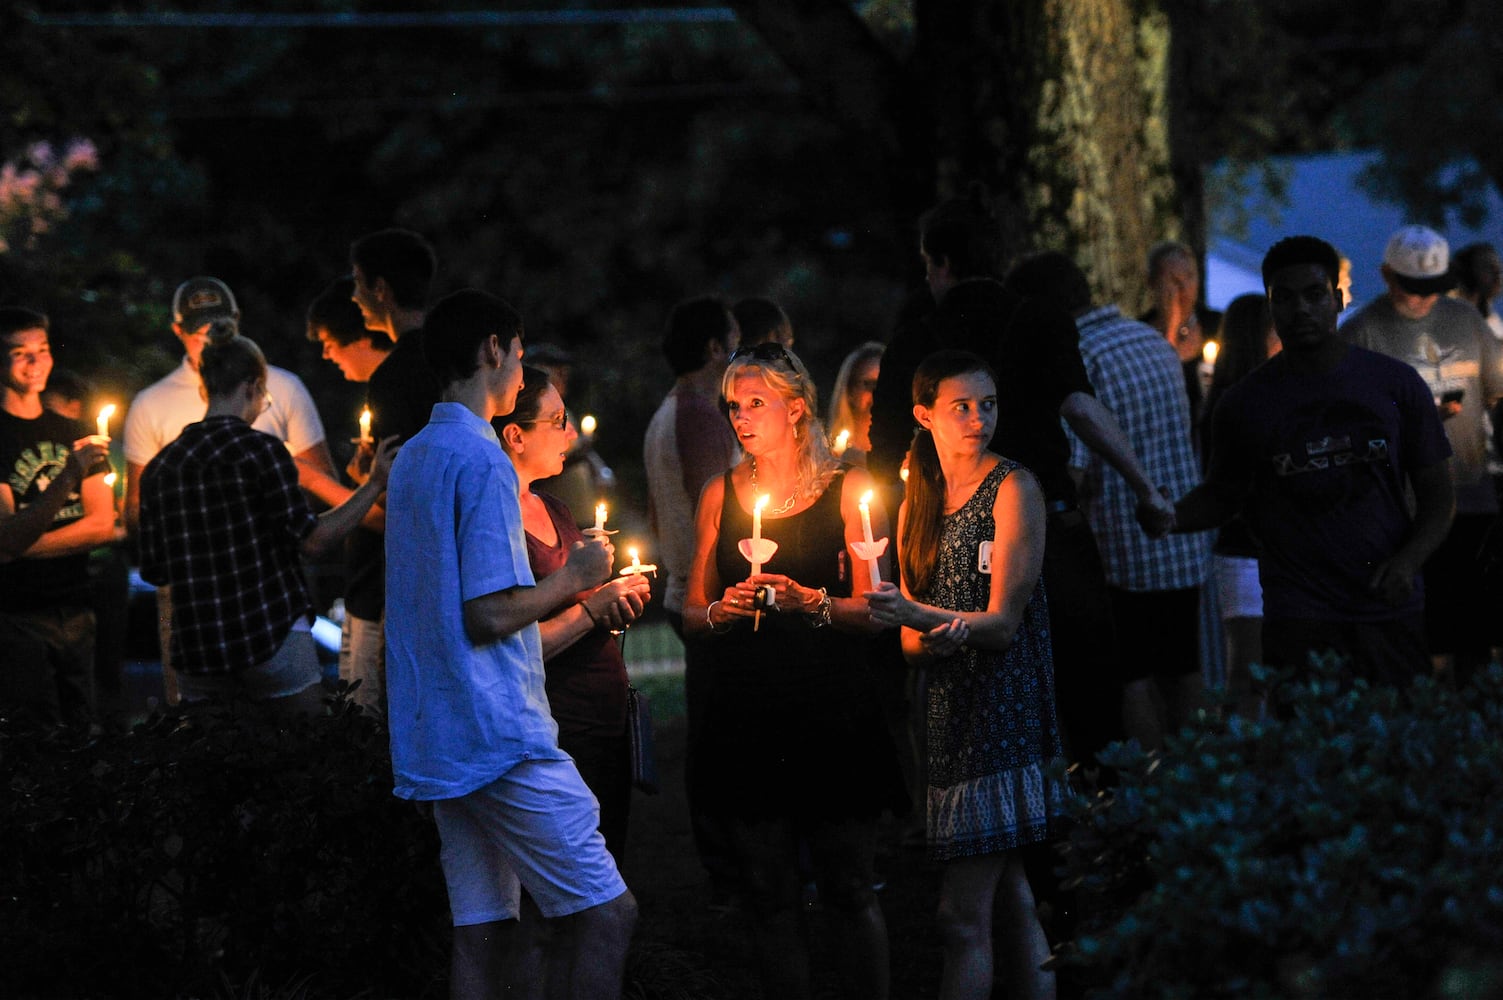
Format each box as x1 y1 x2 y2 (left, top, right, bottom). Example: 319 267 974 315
692 469 908 822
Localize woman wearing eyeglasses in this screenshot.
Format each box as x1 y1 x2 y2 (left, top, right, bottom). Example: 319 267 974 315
685 342 907 1000
494 366 651 862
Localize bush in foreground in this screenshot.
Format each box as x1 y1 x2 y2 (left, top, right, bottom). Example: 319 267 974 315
0 696 449 999
1055 659 1503 999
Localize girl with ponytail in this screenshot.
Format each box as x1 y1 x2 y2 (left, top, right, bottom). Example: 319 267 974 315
867 349 1067 1000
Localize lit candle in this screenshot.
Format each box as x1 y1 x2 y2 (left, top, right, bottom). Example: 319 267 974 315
751 494 769 574
859 490 882 588
628 547 641 573
833 428 851 456
103 472 117 488
580 414 597 437
358 407 372 444
1202 340 1219 367
96 403 116 439
594 502 607 533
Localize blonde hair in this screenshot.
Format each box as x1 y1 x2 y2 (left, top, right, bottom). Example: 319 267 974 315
826 341 884 440
721 347 839 501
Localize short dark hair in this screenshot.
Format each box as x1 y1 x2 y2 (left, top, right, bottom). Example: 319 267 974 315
0 306 49 341
306 277 392 349
732 297 790 348
1003 251 1093 315
422 289 525 387
349 228 437 310
199 333 267 399
1261 236 1342 292
1452 242 1501 298
662 297 733 376
919 189 1001 280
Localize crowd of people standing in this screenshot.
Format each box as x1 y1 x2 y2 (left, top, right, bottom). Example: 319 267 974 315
2 196 1501 997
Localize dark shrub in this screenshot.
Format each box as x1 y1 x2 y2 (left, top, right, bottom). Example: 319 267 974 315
0 695 449 999
1055 658 1503 999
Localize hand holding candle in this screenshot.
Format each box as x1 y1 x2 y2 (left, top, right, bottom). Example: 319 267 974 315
96 404 116 439
736 494 780 631
850 489 889 590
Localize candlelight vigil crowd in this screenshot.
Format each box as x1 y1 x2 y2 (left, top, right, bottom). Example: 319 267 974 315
5 190 1503 999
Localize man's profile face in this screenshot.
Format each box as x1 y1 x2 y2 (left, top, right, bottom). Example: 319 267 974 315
497 335 526 413
1268 263 1342 352
3 327 52 397
350 264 383 328
174 323 211 368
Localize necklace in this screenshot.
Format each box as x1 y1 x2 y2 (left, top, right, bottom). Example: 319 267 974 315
750 457 798 515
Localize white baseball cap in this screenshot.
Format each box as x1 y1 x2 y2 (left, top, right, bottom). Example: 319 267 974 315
1382 225 1456 295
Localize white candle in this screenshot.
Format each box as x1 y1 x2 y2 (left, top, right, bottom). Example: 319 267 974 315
594 502 607 533
358 407 372 444
751 494 769 574
96 404 116 439
627 547 641 574
859 490 881 588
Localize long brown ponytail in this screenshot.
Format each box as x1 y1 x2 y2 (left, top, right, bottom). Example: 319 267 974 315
899 349 996 596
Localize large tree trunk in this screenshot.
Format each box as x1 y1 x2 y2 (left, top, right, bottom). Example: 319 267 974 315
731 0 1176 308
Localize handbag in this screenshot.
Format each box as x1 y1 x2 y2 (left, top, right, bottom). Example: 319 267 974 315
627 685 659 795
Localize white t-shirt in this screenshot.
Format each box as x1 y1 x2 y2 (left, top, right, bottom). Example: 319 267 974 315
123 357 326 467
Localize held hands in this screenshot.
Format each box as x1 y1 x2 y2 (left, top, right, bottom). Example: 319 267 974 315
585 572 651 630
1136 484 1177 539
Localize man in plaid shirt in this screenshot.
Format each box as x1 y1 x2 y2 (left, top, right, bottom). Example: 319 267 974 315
1007 252 1214 750
138 326 395 711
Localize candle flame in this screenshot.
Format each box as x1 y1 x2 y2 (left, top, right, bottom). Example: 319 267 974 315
596 502 607 519
1202 340 1219 366
97 404 116 423
580 414 597 436
860 489 873 507
755 493 770 512
899 466 910 482
103 472 117 487
833 428 850 454
629 546 640 564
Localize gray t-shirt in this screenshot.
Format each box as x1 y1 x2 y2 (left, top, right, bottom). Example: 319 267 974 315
1344 295 1503 514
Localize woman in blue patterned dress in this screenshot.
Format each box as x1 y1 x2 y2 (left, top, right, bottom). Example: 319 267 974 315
867 349 1068 1000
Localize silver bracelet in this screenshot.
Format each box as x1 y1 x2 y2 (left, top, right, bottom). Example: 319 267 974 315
706 600 732 633
807 587 832 628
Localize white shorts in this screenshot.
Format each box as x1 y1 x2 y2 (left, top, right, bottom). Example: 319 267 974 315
1214 555 1264 620
431 757 627 925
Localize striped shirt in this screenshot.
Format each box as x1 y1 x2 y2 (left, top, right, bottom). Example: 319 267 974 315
1066 305 1212 591
139 416 316 674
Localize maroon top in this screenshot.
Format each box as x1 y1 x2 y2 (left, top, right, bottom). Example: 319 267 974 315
525 491 629 737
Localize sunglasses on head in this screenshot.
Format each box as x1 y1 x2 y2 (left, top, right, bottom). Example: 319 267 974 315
730 342 794 366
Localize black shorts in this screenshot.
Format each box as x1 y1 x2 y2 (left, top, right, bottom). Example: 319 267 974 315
1109 586 1201 682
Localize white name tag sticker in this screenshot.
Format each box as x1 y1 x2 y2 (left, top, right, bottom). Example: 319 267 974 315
977 540 993 574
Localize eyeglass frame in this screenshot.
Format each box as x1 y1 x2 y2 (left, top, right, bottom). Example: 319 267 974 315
513 411 570 431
